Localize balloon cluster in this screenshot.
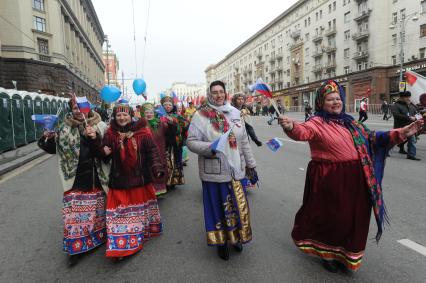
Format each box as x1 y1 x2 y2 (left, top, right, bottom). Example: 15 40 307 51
100 78 148 103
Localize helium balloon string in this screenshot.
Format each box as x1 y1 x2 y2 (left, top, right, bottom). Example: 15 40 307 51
131 0 138 77
141 0 151 76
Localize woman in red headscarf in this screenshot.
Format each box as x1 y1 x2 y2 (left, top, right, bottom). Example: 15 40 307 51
89 104 165 260
279 80 423 272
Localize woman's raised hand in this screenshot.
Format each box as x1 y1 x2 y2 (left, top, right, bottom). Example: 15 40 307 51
402 119 424 138
278 115 294 131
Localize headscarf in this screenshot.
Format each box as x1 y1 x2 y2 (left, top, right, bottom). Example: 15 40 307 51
140 102 160 131
314 79 389 242
231 93 246 110
112 103 134 119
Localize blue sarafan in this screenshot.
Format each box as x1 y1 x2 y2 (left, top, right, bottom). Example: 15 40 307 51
266 138 283 152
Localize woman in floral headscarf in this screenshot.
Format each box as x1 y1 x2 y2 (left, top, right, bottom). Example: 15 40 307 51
187 81 257 261
140 102 177 195
279 80 423 272
90 104 165 260
161 96 189 189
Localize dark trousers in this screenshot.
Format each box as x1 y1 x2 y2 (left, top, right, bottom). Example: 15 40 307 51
358 111 368 123
246 123 260 143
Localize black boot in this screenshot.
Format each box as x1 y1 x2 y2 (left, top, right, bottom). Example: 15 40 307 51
67 254 82 267
233 242 243 252
321 260 338 273
217 245 229 260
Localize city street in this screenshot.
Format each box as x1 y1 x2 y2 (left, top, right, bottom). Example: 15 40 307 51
0 114 425 283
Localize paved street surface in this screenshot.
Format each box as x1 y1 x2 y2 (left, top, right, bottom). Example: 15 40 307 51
0 114 425 282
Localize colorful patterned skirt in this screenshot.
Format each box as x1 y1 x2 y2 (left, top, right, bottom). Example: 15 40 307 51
202 180 252 246
63 187 107 255
106 184 162 258
292 159 372 271
153 183 167 196
166 147 185 186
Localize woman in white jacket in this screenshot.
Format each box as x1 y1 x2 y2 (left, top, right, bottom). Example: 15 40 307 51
187 81 257 261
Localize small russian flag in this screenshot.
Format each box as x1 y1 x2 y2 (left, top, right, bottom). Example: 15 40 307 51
155 105 167 117
76 96 91 114
210 129 232 153
253 79 272 99
171 91 179 104
31 114 58 131
266 138 283 152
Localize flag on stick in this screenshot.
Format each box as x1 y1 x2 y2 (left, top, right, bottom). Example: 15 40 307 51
76 96 91 114
31 114 58 132
405 70 426 106
266 137 284 152
210 128 232 153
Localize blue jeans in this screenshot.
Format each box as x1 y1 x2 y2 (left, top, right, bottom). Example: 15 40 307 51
407 136 417 157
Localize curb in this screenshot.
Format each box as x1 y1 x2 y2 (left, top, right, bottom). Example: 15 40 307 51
0 150 47 177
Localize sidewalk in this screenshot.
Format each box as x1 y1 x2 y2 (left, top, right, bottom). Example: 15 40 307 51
0 142 46 176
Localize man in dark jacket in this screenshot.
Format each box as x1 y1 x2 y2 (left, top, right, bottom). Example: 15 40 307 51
391 91 420 160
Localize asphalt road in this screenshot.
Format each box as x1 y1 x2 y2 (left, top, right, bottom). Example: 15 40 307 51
0 114 425 283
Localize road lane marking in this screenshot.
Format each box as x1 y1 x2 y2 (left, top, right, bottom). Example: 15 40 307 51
397 239 426 257
0 155 52 184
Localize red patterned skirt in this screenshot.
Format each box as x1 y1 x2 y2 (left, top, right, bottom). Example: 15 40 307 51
63 187 106 255
292 159 372 271
106 184 162 258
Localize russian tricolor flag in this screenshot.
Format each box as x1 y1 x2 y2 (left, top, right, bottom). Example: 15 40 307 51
210 129 232 153
76 96 91 114
266 137 283 152
252 78 272 98
406 70 426 106
31 114 58 131
171 91 179 104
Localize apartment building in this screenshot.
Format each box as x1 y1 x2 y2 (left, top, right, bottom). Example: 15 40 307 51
166 82 206 102
0 0 105 103
206 0 426 109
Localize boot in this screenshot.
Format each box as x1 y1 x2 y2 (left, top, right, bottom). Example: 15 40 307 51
217 245 229 261
321 260 338 273
233 242 243 252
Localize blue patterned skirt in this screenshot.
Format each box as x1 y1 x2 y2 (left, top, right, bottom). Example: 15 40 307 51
202 180 252 246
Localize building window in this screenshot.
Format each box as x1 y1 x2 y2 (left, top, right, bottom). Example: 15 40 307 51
400 9 406 20
392 34 397 45
33 16 46 32
32 0 44 11
333 1 336 10
38 38 48 54
421 24 426 37
391 55 397 65
422 0 426 13
420 48 426 59
344 30 351 40
344 48 350 59
344 12 351 23
344 66 350 74
392 12 398 24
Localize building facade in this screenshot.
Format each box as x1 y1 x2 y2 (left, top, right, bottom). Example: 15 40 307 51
205 0 426 110
103 50 120 88
0 0 105 103
166 82 206 102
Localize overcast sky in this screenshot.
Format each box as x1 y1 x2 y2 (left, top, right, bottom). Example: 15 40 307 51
91 0 299 103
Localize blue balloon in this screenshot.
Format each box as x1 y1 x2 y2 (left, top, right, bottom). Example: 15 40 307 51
133 79 147 95
100 86 121 103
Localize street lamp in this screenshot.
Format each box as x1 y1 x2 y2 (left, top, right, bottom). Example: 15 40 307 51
104 35 111 85
389 12 419 85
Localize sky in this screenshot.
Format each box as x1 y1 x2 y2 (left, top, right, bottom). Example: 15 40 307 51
91 0 299 103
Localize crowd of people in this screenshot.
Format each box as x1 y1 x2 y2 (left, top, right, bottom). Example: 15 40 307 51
37 79 424 274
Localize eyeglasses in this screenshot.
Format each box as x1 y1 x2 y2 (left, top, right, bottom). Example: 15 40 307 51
211 90 225 95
